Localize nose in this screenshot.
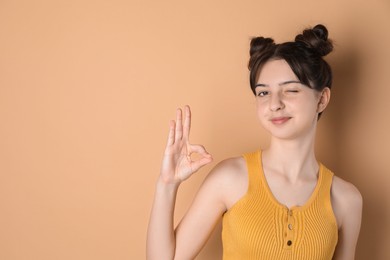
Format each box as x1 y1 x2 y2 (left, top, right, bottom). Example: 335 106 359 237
269 92 284 111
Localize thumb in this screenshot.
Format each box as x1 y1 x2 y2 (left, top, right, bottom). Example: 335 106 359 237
190 155 213 173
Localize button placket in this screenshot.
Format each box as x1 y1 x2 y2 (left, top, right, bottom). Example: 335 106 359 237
284 209 295 249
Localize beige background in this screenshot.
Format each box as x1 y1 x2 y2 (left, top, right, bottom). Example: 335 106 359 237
0 0 389 259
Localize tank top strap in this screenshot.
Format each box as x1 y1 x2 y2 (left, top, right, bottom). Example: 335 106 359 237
316 163 335 211
242 150 263 194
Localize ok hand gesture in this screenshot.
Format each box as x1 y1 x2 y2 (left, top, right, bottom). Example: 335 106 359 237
160 106 213 185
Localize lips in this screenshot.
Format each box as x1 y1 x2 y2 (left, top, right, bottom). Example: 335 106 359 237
270 116 291 125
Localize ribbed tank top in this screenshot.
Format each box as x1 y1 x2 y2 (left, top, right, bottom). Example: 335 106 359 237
222 151 338 259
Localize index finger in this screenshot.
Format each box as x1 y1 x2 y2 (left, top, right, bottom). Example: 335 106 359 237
183 105 191 140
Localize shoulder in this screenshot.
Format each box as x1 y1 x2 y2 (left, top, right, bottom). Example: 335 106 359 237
331 176 363 208
211 156 246 176
206 156 247 185
201 156 248 210
331 175 363 228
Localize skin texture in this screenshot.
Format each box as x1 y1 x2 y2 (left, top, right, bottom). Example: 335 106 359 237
146 59 362 260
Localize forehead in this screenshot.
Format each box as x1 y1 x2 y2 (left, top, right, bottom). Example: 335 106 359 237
257 59 299 85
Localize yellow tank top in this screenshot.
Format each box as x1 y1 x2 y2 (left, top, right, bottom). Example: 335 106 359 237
222 151 338 259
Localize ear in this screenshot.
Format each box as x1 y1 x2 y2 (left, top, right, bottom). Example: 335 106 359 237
317 87 331 113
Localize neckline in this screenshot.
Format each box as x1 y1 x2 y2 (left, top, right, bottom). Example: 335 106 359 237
257 150 323 212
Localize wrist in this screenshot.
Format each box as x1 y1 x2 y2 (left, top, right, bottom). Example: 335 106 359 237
156 176 181 191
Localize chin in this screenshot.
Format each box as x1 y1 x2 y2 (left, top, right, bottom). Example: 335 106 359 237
268 131 300 140
261 124 300 140
267 126 317 141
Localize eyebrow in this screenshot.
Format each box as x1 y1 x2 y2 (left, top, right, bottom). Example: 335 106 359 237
255 80 302 87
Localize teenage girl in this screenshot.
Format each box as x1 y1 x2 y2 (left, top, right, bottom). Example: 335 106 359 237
147 24 362 260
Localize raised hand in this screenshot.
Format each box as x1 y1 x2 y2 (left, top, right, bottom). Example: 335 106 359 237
160 105 213 185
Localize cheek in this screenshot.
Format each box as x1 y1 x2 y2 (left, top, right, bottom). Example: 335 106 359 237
255 101 268 117
255 104 272 128
298 102 320 121
292 94 318 110
255 97 269 110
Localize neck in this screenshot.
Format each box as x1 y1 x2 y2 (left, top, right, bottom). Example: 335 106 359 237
262 129 319 182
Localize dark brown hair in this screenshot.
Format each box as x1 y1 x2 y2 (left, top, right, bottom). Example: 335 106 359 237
248 24 334 95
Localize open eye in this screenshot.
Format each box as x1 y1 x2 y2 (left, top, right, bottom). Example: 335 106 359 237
257 91 269 97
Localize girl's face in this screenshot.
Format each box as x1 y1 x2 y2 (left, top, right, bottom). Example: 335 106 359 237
255 59 330 140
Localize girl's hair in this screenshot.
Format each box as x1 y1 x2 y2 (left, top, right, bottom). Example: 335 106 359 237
248 24 334 95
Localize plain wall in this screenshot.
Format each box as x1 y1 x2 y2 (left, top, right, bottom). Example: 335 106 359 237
1 0 389 259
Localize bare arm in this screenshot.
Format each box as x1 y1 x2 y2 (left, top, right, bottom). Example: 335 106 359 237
173 157 245 259
146 106 213 260
332 177 363 260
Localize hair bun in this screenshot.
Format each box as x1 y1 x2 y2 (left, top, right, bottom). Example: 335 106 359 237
249 37 275 57
294 24 333 57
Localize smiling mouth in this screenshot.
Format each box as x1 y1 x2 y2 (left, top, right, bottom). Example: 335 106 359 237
270 117 291 125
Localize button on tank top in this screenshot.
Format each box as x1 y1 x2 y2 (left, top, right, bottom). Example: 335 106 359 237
222 151 338 259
